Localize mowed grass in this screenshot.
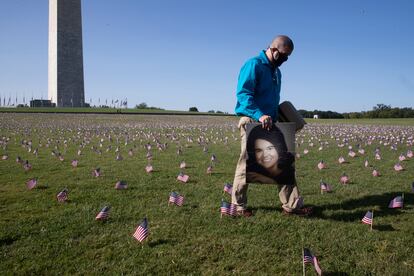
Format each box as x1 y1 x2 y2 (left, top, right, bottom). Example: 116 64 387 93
1 114 414 275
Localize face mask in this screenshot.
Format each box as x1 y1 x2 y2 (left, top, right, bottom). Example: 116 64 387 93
272 49 288 67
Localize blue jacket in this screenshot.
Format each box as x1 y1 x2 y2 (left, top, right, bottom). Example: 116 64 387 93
235 51 281 121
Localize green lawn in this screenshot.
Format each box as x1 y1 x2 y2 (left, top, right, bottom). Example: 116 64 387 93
1 114 413 274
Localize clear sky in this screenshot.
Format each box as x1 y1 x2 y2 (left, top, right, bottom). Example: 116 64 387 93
0 0 413 113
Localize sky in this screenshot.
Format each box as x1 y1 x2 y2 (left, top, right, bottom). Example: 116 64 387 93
0 0 413 113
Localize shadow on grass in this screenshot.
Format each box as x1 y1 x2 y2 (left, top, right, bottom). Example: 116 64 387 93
311 191 412 224
36 185 49 190
148 239 170 248
375 224 396 231
323 272 350 276
0 236 20 246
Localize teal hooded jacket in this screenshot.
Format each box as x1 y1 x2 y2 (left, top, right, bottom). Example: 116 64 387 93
235 50 281 121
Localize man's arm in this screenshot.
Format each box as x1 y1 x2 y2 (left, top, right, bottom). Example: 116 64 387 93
235 61 273 130
235 61 264 121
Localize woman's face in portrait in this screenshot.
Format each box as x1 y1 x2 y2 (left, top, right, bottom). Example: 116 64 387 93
254 139 279 170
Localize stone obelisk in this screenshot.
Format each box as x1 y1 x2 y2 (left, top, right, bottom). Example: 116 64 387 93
48 0 85 107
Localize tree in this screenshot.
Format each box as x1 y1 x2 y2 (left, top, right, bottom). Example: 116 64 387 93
189 107 199 112
136 102 148 109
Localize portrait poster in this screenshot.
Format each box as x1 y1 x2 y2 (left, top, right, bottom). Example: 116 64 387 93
245 122 296 185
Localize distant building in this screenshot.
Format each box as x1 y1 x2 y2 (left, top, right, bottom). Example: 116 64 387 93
30 100 56 108
313 114 319 119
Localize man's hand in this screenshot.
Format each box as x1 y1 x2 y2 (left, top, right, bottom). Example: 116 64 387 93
259 115 272 130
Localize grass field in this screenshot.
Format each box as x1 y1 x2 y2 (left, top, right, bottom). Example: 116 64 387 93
1 113 414 275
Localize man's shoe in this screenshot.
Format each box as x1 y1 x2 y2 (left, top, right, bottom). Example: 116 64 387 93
282 207 313 216
237 209 253 217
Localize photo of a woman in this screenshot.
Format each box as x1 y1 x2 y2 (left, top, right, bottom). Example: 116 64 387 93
246 124 295 185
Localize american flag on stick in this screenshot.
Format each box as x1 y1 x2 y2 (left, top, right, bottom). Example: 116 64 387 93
71 159 78 168
220 200 237 217
169 192 184 206
303 248 322 276
26 178 37 190
388 195 404 208
93 168 101 177
95 206 110 221
340 173 349 184
317 160 326 170
223 183 233 195
115 180 128 190
56 188 68 202
133 218 149 243
394 163 403 171
177 172 189 183
361 210 373 227
320 180 332 193
145 164 153 173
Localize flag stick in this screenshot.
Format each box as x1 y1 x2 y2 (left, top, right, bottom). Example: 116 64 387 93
402 193 405 209
371 210 374 231
302 248 306 276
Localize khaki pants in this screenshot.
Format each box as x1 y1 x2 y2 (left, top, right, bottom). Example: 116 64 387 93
231 117 303 212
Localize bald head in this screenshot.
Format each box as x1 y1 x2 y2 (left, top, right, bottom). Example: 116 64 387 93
270 35 294 53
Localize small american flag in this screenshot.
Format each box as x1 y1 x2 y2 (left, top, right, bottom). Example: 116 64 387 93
388 195 403 208
340 173 349 184
223 183 233 195
23 160 32 171
399 154 406 162
71 159 78 168
361 210 373 225
177 172 189 183
317 160 326 170
407 150 413 158
169 192 184 206
26 178 37 190
133 218 149 242
146 151 153 160
338 156 346 164
206 165 213 174
95 206 110 220
2 154 8 160
145 164 153 173
394 163 403 171
179 161 186 169
364 159 369 167
348 150 356 158
372 169 380 177
211 154 217 162
320 181 332 192
115 180 128 190
303 248 322 276
220 200 237 217
93 168 101 177
56 188 68 202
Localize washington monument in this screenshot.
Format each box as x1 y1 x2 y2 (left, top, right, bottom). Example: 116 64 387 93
48 0 85 107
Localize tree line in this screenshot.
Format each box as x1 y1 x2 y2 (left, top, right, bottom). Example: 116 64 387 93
298 104 414 119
